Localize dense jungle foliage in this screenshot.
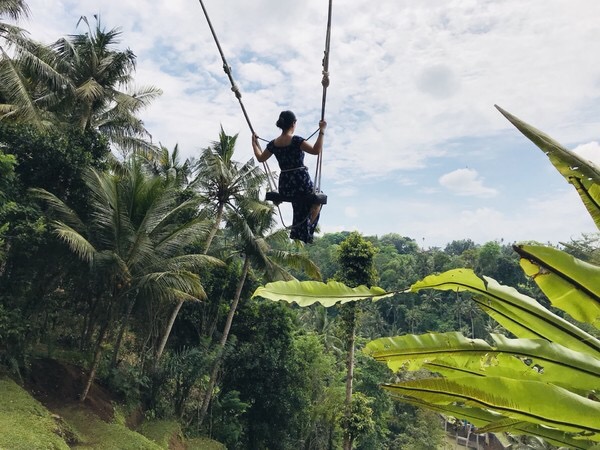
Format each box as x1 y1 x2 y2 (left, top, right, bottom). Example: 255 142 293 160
1 2 598 449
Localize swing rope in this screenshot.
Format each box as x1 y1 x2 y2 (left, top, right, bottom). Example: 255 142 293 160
315 0 333 194
197 0 333 228
196 0 277 192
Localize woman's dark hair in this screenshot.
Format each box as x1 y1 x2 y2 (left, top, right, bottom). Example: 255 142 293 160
276 110 296 130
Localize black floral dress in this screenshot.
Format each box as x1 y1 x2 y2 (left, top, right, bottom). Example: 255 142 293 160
267 135 320 243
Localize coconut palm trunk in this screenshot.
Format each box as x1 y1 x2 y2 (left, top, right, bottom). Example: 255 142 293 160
198 255 250 427
342 303 357 450
336 233 377 450
202 204 224 255
154 203 224 366
111 292 137 368
154 299 184 367
81 315 110 401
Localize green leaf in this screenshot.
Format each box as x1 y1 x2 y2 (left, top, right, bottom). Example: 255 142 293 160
410 269 600 357
383 376 600 439
52 221 95 262
514 244 600 329
30 188 86 231
365 332 600 394
400 398 596 449
365 332 493 372
251 280 395 307
496 105 600 230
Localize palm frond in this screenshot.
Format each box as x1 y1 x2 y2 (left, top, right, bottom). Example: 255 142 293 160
75 77 104 102
153 219 212 257
137 270 206 300
0 46 44 127
0 0 30 20
52 221 96 262
29 187 86 231
268 249 322 281
162 254 225 272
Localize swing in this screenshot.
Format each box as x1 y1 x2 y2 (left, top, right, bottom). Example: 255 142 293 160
265 190 328 206
197 0 333 214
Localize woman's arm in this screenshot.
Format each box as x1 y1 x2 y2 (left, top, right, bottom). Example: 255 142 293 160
252 134 272 162
300 120 327 155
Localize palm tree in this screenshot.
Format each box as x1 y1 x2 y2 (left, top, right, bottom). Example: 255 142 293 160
197 198 321 426
32 159 219 401
155 128 265 363
192 127 265 252
0 0 30 113
50 16 161 155
298 305 344 356
0 0 29 20
143 143 194 189
0 0 69 126
334 233 378 450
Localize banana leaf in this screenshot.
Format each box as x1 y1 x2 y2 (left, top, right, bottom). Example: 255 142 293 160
496 105 600 230
410 269 600 357
251 279 395 307
365 332 492 372
365 332 600 394
382 376 600 440
399 397 597 450
514 244 600 329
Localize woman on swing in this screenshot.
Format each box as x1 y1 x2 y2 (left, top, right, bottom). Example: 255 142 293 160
252 110 327 244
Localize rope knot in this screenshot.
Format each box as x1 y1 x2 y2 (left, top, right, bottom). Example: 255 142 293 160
321 71 330 88
231 84 242 99
223 64 231 74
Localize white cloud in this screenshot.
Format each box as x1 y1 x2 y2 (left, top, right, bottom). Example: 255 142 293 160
335 188 596 248
14 0 600 246
572 141 600 166
416 64 461 99
23 0 600 180
439 168 498 198
238 62 285 88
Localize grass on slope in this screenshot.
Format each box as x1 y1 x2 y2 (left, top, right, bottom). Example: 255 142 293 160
1 369 227 450
0 377 70 450
58 405 162 450
138 420 182 449
138 420 226 450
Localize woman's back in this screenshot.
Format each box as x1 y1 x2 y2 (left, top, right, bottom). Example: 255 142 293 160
267 135 306 171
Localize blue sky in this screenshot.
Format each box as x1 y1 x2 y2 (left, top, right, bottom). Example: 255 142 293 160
20 0 600 247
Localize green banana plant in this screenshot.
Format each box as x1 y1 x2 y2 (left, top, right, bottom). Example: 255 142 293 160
366 107 600 447
513 244 600 329
495 105 600 230
252 279 394 307
365 268 600 447
253 108 600 447
397 397 595 450
367 331 600 395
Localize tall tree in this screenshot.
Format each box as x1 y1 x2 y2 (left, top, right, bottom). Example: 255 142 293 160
32 160 219 400
0 147 16 272
0 122 110 373
50 16 161 154
143 143 193 189
0 0 31 112
334 232 377 450
197 200 321 427
155 128 265 364
192 127 265 252
0 0 69 126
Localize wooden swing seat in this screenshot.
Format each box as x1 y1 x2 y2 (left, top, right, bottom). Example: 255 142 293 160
265 191 328 206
